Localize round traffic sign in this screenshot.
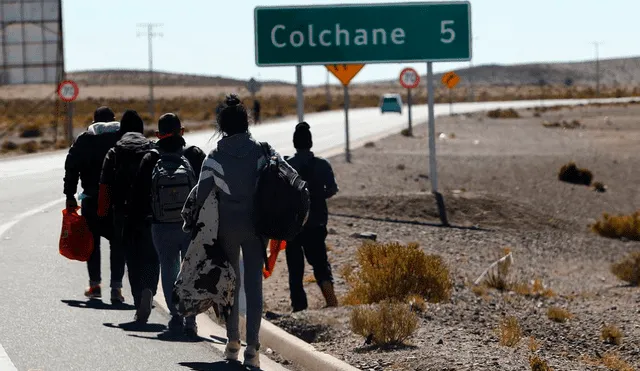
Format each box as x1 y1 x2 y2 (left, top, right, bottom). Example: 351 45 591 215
399 68 420 89
57 80 79 102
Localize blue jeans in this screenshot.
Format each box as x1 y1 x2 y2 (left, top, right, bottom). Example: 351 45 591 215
151 222 195 325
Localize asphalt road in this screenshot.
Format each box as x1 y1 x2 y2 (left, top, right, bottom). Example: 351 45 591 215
0 97 634 371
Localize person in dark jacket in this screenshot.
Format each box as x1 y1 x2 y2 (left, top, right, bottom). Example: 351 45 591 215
129 113 205 336
97 110 159 323
284 121 339 312
63 106 126 303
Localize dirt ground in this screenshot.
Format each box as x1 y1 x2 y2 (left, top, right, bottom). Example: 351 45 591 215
258 103 640 370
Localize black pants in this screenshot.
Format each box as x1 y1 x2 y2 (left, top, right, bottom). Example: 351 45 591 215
118 214 160 308
82 197 125 288
285 225 333 311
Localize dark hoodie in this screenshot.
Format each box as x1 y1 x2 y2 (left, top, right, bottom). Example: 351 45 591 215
63 121 120 198
98 111 154 216
129 136 206 221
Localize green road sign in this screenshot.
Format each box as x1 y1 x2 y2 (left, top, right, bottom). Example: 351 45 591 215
254 1 471 66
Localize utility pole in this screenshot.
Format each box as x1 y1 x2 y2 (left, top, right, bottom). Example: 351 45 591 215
137 23 163 121
592 41 603 98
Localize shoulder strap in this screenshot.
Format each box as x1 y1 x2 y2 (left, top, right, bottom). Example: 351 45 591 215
259 142 270 158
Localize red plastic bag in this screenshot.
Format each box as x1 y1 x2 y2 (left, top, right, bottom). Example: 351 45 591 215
263 239 287 279
59 207 94 262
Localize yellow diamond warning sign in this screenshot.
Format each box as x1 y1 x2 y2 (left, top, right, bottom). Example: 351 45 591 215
441 71 460 89
326 64 365 86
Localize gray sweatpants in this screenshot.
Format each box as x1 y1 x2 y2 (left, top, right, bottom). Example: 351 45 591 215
218 221 265 347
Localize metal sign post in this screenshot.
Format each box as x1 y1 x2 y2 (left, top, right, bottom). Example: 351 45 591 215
58 80 79 146
427 63 449 226
296 66 304 123
399 67 420 136
326 64 365 163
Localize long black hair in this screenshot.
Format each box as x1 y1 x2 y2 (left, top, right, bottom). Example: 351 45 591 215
215 94 249 137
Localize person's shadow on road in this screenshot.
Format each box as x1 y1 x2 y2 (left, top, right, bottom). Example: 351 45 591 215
103 321 167 333
179 361 255 371
61 299 135 311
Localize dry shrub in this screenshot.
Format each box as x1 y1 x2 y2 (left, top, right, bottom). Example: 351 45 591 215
558 162 593 186
547 306 573 323
19 123 43 138
19 140 39 153
350 302 418 346
363 141 375 148
592 212 640 241
513 279 555 298
472 284 489 298
343 241 452 305
601 324 623 345
529 355 552 371
406 295 426 313
1 140 18 153
396 164 406 171
487 108 520 119
400 128 412 137
303 275 317 284
583 352 634 371
497 316 522 347
610 252 640 285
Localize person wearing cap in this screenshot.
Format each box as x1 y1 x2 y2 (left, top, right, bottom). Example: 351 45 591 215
129 113 205 336
284 121 339 312
63 106 127 304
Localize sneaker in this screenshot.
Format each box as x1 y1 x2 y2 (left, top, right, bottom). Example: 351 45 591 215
243 344 260 369
134 289 153 324
110 288 125 304
223 340 241 361
168 315 184 333
84 285 101 299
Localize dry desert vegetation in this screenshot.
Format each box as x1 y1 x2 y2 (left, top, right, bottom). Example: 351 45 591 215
250 102 640 370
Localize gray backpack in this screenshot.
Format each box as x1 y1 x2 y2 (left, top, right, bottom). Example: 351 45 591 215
150 148 197 223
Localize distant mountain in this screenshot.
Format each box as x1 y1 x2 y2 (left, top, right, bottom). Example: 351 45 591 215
366 56 640 88
68 56 640 88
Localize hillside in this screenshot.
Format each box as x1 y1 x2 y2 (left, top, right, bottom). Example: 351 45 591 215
66 56 640 89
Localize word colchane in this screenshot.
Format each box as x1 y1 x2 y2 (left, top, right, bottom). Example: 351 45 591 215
270 24 406 48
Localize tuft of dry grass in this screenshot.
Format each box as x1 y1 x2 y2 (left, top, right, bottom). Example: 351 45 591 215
483 251 513 291
528 336 541 352
593 181 607 193
303 275 317 284
19 140 39 153
472 284 489 298
558 161 593 186
497 316 522 347
1 140 19 153
547 306 573 323
400 128 412 137
592 212 640 241
342 241 452 305
582 352 635 371
610 252 640 285
363 141 376 148
396 164 406 171
19 123 43 138
529 355 552 371
406 295 426 313
601 324 623 345
487 108 520 119
350 301 418 347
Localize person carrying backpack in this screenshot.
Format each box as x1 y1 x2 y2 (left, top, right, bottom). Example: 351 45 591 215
63 106 126 303
182 94 302 368
97 110 159 323
129 113 205 337
284 122 339 312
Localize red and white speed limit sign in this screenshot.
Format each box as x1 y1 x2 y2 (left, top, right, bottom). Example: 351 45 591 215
57 80 79 102
399 68 420 89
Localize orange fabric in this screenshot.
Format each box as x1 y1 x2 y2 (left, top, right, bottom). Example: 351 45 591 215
97 183 111 217
263 239 287 279
59 206 94 262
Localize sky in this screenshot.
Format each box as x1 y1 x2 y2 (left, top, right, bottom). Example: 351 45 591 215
61 0 640 86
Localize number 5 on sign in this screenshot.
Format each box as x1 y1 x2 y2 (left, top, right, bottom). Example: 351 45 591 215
441 21 455 43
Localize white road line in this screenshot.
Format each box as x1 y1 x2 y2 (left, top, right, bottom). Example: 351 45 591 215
0 198 65 238
0 343 18 371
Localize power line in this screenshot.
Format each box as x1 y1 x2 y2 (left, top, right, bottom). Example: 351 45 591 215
592 41 603 98
137 23 163 121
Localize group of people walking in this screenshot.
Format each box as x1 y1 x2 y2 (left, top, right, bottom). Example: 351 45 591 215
63 95 339 368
